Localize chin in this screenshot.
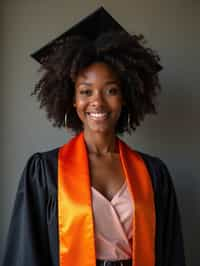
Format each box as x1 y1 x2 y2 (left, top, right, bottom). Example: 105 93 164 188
87 125 114 134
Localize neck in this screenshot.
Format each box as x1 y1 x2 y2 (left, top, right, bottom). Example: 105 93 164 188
83 130 118 156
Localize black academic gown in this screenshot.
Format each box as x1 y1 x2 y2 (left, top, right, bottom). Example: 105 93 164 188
1 147 186 266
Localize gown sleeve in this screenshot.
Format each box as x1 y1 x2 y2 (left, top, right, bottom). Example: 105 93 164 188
140 153 186 266
158 160 186 266
1 153 51 266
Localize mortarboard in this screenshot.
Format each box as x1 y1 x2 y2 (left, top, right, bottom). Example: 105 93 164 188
31 6 128 65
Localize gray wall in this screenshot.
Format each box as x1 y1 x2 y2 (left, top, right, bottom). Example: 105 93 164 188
1 1 200 265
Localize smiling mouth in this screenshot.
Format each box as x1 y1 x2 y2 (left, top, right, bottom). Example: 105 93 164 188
86 112 110 120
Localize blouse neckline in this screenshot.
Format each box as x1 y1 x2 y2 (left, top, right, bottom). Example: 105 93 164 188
91 181 127 203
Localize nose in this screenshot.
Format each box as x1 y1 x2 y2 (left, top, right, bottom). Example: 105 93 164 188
90 91 105 107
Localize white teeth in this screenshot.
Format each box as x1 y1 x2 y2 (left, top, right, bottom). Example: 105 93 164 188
87 112 109 120
89 113 107 117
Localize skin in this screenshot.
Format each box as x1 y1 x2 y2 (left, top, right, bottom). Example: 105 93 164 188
74 62 126 200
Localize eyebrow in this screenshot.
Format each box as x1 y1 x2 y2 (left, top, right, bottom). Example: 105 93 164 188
76 80 120 87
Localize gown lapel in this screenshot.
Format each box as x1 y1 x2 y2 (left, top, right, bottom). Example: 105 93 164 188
58 133 156 266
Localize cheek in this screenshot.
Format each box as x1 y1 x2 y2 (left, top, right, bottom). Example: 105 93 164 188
74 97 85 110
112 98 123 110
74 99 87 121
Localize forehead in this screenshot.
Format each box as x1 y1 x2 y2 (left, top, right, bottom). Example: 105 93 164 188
75 62 120 83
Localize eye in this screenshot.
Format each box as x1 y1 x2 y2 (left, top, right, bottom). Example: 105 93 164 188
79 89 92 96
106 87 120 95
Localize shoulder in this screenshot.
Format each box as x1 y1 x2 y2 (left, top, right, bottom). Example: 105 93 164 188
119 137 166 170
137 150 175 194
137 150 168 172
18 147 59 193
120 139 174 192
25 147 59 173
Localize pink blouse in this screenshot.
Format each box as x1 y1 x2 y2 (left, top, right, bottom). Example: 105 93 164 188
91 182 134 260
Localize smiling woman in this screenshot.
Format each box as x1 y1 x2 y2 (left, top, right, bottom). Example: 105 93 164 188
1 6 186 266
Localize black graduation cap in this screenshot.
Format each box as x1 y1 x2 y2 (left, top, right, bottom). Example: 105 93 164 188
31 6 127 65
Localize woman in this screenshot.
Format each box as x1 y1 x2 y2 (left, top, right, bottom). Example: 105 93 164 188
1 7 186 266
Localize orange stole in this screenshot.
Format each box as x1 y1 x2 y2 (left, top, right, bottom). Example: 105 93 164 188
58 133 156 266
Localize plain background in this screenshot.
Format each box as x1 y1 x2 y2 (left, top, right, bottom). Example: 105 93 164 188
1 1 200 265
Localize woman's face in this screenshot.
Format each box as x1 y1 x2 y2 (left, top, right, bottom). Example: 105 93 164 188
74 62 123 135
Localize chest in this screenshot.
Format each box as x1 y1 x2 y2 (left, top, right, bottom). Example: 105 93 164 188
88 154 125 200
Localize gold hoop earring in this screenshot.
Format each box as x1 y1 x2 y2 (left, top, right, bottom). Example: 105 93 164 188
128 113 131 131
64 113 68 127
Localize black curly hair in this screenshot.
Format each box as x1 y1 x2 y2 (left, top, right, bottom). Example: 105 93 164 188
32 30 162 135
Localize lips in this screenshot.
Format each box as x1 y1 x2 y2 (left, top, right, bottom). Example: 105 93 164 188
86 112 110 120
